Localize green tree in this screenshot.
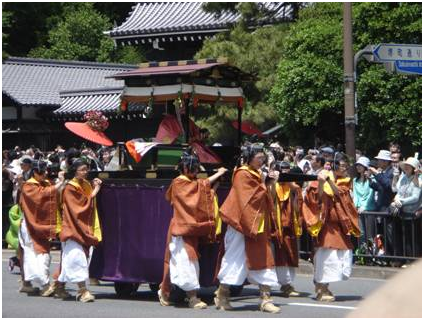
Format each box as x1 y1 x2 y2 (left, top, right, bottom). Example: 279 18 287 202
269 2 422 153
353 2 422 154
3 3 135 59
2 9 13 59
193 24 290 143
28 3 142 63
2 2 65 57
269 3 344 146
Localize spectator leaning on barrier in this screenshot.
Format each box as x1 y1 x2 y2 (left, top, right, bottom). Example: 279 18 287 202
368 150 394 212
388 157 422 261
391 157 422 218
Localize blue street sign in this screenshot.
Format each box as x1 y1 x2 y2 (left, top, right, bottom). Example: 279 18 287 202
373 43 421 62
394 60 422 75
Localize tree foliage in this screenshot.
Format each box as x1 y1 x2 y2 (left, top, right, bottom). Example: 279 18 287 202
193 24 290 144
269 2 422 153
2 9 13 59
353 2 422 154
2 2 141 63
27 3 143 63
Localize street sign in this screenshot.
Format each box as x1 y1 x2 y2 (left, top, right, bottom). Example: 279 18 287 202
394 60 422 75
373 43 421 62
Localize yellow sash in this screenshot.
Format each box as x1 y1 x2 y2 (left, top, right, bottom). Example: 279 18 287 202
336 176 351 186
274 199 283 239
214 194 222 236
276 182 302 237
68 178 102 242
322 170 335 197
307 220 323 237
177 174 192 182
276 182 290 202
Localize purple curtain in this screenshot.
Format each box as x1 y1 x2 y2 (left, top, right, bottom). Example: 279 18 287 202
89 183 229 286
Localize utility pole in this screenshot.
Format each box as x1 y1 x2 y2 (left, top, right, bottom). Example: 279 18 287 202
343 2 355 159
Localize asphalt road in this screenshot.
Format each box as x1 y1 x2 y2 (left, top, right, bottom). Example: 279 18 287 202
2 250 386 318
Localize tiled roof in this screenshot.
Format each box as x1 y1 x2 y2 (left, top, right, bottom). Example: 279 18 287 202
106 2 293 42
54 87 145 115
2 57 138 106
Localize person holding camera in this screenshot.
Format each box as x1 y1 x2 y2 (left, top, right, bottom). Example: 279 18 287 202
368 150 395 212
18 160 66 295
58 159 102 303
157 148 227 309
214 143 281 314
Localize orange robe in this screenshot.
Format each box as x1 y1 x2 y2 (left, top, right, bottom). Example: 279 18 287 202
160 175 216 297
59 179 101 252
273 183 304 267
220 166 277 270
303 177 360 250
19 178 59 254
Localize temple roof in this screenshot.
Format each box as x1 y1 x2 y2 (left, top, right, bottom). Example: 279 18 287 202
106 2 293 44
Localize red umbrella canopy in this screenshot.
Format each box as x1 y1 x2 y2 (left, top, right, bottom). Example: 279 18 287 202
231 120 263 137
65 122 113 146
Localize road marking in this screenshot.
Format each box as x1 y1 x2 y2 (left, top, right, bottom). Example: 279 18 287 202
287 302 356 310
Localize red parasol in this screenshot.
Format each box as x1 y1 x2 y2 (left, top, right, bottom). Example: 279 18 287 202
65 111 113 146
231 120 264 137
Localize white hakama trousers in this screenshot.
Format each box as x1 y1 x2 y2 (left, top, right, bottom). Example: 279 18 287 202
276 266 296 285
169 236 200 292
58 240 91 284
18 218 51 286
313 247 353 283
217 226 279 288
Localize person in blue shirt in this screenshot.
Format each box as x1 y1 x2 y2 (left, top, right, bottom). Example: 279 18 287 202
353 157 376 245
369 150 395 212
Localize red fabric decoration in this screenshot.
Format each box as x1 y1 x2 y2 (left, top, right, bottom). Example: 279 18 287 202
231 120 263 137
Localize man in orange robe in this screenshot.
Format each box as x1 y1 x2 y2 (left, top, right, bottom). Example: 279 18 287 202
272 162 304 298
58 159 102 303
158 148 227 309
18 160 65 296
214 143 281 314
303 153 360 302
